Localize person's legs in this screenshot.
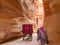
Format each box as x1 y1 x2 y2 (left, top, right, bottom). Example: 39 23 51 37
37 31 41 41
41 38 45 45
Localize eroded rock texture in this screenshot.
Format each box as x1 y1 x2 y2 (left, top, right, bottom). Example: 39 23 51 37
43 0 60 45
0 0 35 43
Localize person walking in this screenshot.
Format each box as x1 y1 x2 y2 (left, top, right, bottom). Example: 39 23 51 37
37 26 49 45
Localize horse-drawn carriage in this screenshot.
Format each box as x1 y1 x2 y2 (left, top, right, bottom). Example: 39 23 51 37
22 24 33 40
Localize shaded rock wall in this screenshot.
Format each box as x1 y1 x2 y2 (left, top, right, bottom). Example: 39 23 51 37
0 0 35 42
0 0 24 18
0 0 35 31
43 0 60 45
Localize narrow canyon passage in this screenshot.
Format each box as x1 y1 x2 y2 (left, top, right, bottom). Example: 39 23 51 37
1 33 48 45
1 33 40 45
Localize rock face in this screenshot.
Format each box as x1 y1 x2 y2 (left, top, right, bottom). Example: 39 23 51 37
43 0 60 45
0 0 35 42
0 0 24 18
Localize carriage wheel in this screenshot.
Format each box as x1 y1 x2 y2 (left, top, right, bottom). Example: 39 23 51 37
29 34 32 41
23 34 26 40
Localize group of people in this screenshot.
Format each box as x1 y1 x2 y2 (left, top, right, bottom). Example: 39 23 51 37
37 26 49 45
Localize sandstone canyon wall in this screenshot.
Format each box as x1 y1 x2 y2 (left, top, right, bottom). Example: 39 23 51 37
0 0 35 43
43 0 60 45
0 0 35 31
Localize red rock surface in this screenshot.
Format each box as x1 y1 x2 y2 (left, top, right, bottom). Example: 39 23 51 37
43 0 60 45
